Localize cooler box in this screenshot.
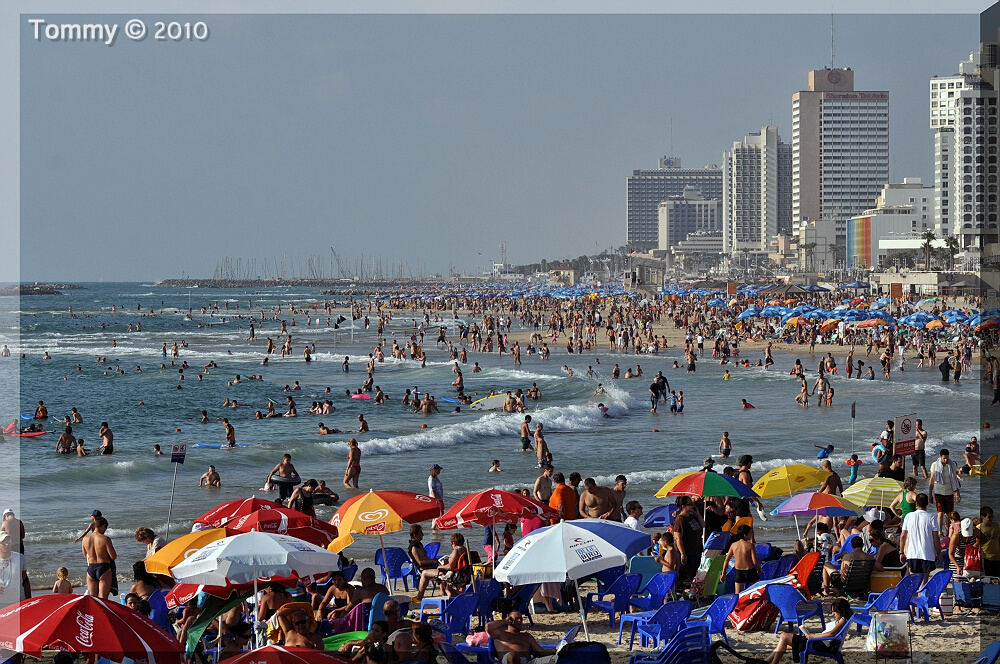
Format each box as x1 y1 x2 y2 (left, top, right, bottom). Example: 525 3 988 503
870 569 904 594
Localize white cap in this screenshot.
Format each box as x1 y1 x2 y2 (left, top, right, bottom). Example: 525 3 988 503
2 509 12 517
962 518 975 538
865 508 886 523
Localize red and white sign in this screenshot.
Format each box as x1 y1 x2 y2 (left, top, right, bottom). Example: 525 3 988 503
894 413 917 457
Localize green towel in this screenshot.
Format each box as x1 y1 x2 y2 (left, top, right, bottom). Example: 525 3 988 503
323 630 368 651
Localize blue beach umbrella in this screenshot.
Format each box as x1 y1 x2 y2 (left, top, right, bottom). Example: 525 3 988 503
530 518 652 558
643 505 677 529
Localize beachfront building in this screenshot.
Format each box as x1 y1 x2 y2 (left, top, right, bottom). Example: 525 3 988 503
930 51 1000 250
626 157 722 251
846 178 935 270
656 186 722 260
792 68 890 245
721 125 792 256
670 230 724 270
794 220 836 273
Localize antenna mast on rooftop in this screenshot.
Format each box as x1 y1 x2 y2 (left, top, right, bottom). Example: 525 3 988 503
830 11 835 70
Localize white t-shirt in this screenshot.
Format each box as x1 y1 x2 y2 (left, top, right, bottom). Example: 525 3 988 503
902 510 939 562
428 475 443 500
623 516 643 532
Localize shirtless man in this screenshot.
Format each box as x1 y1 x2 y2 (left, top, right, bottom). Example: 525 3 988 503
1 509 25 555
610 475 628 522
275 605 324 649
534 423 550 467
817 460 844 496
345 568 390 613
503 391 518 413
533 465 554 504
485 612 552 664
199 465 221 487
81 517 116 599
96 422 114 455
723 525 762 593
56 426 76 454
912 419 929 480
578 478 615 519
344 438 361 488
357 414 369 433
519 416 534 452
266 454 301 503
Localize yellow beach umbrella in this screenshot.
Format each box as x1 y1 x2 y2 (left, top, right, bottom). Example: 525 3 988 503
144 528 227 576
842 477 903 508
753 464 831 539
926 319 946 330
784 317 805 327
752 464 831 500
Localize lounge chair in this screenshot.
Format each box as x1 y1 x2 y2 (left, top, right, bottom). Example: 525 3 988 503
766 583 826 634
849 586 897 634
628 599 694 650
685 592 738 645
629 554 665 592
911 569 953 622
801 617 851 664
972 454 997 476
583 572 642 628
627 625 711 664
839 558 875 600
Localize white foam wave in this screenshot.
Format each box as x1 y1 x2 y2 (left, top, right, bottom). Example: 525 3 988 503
322 390 637 458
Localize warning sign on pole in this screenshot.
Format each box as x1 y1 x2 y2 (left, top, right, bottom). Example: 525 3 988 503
894 414 916 457
171 442 188 464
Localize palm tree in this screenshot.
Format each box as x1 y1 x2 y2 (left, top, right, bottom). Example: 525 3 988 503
802 242 817 272
921 230 936 270
829 244 845 269
944 235 960 271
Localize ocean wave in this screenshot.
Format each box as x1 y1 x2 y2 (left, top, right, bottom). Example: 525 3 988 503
319 389 637 458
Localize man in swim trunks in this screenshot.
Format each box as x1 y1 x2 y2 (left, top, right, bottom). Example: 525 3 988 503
578 478 614 519
96 422 114 455
266 454 301 503
223 418 236 447
519 416 533 452
533 465 553 503
82 516 116 599
56 426 76 454
344 438 361 488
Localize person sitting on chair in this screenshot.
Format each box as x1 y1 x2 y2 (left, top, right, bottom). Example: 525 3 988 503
485 612 555 664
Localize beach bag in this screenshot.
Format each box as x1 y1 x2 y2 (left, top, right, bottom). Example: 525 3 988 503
966 544 984 575
865 610 909 657
729 584 778 632
710 641 770 664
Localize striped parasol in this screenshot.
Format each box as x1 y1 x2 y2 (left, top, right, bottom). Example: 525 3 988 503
842 477 904 508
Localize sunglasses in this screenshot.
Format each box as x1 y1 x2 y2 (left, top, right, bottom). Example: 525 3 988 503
293 620 308 627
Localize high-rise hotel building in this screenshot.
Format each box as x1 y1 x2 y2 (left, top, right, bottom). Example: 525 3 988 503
791 69 890 243
626 157 722 251
721 125 792 254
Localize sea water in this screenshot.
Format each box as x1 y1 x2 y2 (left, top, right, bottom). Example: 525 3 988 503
3 283 988 587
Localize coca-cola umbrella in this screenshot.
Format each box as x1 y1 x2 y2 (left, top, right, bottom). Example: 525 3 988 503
435 488 558 554
164 573 299 609
0 594 183 664
224 508 339 547
194 497 285 528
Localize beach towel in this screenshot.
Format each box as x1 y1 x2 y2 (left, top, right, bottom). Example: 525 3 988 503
728 583 778 632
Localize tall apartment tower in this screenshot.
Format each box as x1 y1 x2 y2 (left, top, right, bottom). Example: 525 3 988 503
791 69 890 243
931 51 1000 249
721 125 792 254
626 157 723 251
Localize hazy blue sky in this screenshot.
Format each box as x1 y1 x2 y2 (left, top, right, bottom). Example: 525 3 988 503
17 12 977 281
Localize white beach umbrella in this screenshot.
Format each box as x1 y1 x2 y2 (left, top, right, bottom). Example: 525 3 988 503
493 521 634 640
171 531 341 647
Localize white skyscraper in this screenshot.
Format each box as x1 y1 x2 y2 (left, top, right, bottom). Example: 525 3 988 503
930 51 999 249
791 69 890 242
721 125 791 254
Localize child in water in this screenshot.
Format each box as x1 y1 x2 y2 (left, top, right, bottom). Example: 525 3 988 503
845 455 862 485
488 460 502 473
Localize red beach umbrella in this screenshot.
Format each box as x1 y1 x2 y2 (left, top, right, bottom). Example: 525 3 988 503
436 488 558 529
194 497 286 528
224 508 339 547
0 594 183 664
222 645 354 664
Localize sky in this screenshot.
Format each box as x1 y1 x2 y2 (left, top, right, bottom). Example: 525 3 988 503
10 8 982 281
